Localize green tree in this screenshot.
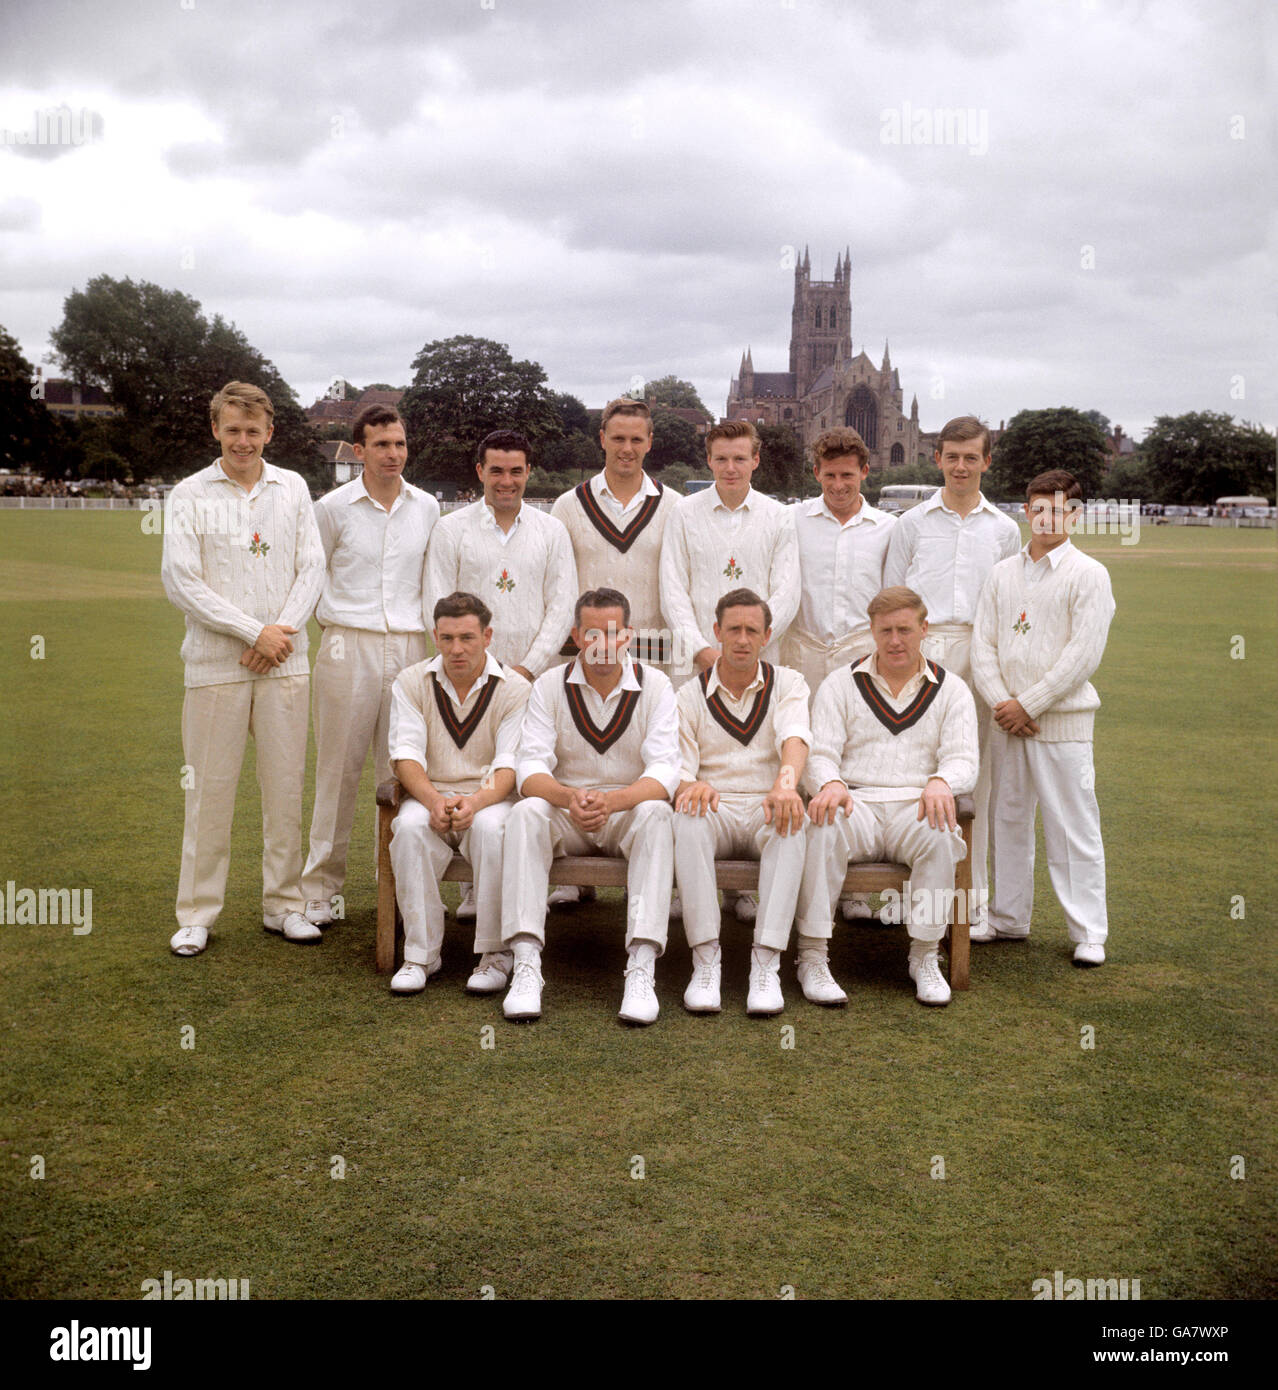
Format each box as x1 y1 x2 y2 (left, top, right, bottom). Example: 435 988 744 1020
0 326 56 472
399 335 562 493
49 275 321 485
1102 450 1153 503
987 407 1109 502
1138 412 1275 505
755 424 806 497
553 390 592 437
648 404 703 473
640 374 709 414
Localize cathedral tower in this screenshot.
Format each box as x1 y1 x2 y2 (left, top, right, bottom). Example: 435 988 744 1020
789 246 853 396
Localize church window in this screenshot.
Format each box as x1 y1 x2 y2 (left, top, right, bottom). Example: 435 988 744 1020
783 408 793 419
890 443 905 465
897 418 903 431
845 385 878 451
814 308 821 328
829 307 836 328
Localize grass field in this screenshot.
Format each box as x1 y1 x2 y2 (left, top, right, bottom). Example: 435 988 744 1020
1 513 1275 1300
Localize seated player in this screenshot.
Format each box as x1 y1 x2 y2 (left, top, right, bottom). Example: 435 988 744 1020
796 586 978 1006
673 588 828 1015
386 593 530 995
500 588 679 1025
969 469 1115 964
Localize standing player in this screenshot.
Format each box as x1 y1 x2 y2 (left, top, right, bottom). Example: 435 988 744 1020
549 398 680 906
883 416 1020 926
969 471 1115 962
161 381 325 955
425 429 574 683
300 404 438 928
785 426 896 922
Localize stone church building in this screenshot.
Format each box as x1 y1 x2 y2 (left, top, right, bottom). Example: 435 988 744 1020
725 247 921 471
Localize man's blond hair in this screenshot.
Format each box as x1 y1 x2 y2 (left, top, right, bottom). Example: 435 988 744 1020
867 586 928 625
813 427 869 469
601 397 652 432
210 381 274 427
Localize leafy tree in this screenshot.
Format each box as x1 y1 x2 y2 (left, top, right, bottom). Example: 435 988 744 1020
1082 409 1112 438
552 390 592 437
648 405 703 473
1138 412 1274 505
640 374 709 414
49 275 322 485
399 335 562 493
755 424 806 497
537 431 598 480
1102 451 1154 503
0 326 56 472
987 407 1109 501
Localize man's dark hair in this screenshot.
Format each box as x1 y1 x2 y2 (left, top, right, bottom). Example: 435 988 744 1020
476 429 532 468
433 591 492 628
574 587 631 629
1026 469 1083 504
352 404 403 446
715 587 772 631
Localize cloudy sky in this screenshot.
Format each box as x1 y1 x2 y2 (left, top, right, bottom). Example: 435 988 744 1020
1 0 1272 439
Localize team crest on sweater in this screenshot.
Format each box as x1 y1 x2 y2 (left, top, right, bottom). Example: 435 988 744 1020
496 568 515 593
248 531 269 557
722 555 742 579
1012 609 1031 635
852 659 946 735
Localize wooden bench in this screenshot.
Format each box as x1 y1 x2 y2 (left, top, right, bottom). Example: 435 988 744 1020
374 781 976 989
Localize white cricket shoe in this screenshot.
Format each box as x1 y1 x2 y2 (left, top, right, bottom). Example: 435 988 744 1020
796 957 848 1006
455 884 477 922
263 911 323 943
503 958 544 1020
391 958 442 995
746 945 784 1016
466 951 513 994
1073 942 1106 967
840 894 873 921
683 944 722 1013
170 926 208 956
908 943 951 1006
304 898 334 927
619 948 659 1025
734 891 759 923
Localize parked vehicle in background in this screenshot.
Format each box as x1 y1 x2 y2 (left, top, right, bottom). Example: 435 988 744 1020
878 483 940 515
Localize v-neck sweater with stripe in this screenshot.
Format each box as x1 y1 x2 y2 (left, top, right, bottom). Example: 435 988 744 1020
389 660 531 796
676 662 811 792
804 655 978 801
550 477 681 640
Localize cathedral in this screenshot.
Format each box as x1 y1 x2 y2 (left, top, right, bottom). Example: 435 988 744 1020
725 247 921 471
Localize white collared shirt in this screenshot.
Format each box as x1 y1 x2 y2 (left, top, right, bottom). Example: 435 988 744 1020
1020 537 1072 584
388 651 521 772
794 495 896 641
516 655 681 795
313 474 439 632
480 499 522 546
883 490 1021 626
591 469 660 521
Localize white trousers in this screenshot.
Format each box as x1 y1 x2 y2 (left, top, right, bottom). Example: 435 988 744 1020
501 798 674 951
987 730 1107 943
301 626 427 905
921 624 989 921
673 794 807 950
780 626 876 702
389 797 511 964
797 798 966 943
176 674 310 928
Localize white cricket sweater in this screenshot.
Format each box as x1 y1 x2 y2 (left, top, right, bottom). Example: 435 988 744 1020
550 476 680 653
660 486 801 659
389 655 531 796
676 661 811 792
160 459 325 688
424 500 575 676
970 541 1115 742
804 654 978 801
